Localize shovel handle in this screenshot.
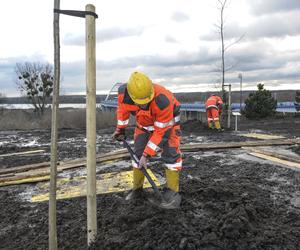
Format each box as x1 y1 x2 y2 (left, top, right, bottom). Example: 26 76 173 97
122 139 162 196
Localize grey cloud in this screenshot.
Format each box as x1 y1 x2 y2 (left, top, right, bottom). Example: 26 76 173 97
55 55 300 93
1 43 300 96
226 68 300 84
95 43 300 83
92 43 300 88
61 62 85 76
165 35 179 43
98 26 144 42
202 11 300 40
63 26 145 46
250 0 300 15
0 56 50 96
226 74 300 93
99 48 219 69
171 11 190 22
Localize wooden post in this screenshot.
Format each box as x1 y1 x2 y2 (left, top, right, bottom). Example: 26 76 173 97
85 4 97 245
49 0 60 249
227 84 231 128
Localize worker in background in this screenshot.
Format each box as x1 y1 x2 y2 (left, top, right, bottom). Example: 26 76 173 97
205 94 223 131
112 71 182 209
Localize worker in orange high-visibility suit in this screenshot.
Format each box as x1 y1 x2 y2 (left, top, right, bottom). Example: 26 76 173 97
205 94 223 130
112 71 182 209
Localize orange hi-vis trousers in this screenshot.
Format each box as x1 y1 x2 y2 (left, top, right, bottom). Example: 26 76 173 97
206 107 221 129
133 125 182 171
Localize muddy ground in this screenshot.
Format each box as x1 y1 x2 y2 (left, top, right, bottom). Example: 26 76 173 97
0 116 300 249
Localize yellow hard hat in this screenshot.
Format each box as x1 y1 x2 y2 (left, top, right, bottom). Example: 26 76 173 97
127 71 154 104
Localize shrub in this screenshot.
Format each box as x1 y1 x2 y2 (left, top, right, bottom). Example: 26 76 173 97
15 62 53 115
243 83 277 119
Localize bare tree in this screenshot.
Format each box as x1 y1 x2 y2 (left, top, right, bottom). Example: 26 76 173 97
215 0 244 102
15 62 54 114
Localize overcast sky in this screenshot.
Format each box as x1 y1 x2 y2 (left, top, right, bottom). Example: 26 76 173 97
0 0 300 96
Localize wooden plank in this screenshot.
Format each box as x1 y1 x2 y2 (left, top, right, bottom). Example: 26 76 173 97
1 139 299 176
248 152 300 170
0 175 51 187
1 139 299 186
0 152 130 185
0 150 128 176
0 149 45 158
246 147 300 164
0 162 53 175
0 171 50 183
181 139 299 151
239 133 285 140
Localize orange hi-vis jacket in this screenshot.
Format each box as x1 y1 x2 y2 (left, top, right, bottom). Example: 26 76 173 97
116 83 181 157
205 95 223 114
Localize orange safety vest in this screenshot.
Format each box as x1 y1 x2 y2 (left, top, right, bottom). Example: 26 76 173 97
116 83 181 156
205 95 223 113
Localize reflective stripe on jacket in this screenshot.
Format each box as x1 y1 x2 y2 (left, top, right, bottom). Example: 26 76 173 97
205 95 223 113
116 83 181 157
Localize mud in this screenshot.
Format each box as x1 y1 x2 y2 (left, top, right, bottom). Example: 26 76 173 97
0 116 300 249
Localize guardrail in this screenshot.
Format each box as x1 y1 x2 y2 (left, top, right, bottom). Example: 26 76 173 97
99 100 300 113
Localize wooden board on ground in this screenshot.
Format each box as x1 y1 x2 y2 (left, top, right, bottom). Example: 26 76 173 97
245 147 300 164
248 152 300 170
239 133 285 140
0 150 128 176
180 139 298 151
0 152 130 187
0 150 45 158
0 162 54 175
31 169 160 202
1 139 300 187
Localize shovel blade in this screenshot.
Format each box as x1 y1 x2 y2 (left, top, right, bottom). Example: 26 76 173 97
148 189 182 209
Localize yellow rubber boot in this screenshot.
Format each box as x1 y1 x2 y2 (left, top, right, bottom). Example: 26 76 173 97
165 169 179 192
208 122 213 129
215 120 221 130
133 167 145 190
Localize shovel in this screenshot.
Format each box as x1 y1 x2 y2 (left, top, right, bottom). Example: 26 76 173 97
122 139 181 209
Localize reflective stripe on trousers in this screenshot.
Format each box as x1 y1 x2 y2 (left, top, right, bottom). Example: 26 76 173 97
133 126 182 170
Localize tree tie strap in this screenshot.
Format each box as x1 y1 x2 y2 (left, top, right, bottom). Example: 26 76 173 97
54 9 98 19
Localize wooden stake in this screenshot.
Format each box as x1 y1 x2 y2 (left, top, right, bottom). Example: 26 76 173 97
49 0 60 249
85 4 97 245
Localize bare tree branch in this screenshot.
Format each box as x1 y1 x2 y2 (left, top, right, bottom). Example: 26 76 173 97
224 33 245 52
215 0 244 103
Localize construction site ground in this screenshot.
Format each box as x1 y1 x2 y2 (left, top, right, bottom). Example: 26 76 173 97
0 116 300 249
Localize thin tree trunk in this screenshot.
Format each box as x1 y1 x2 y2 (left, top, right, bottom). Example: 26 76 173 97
49 0 60 249
220 0 226 101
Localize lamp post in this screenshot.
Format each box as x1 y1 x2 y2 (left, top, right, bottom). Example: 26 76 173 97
224 84 231 128
238 73 243 111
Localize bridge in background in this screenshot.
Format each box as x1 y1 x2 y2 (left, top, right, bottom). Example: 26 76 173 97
100 82 300 113
100 100 300 113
